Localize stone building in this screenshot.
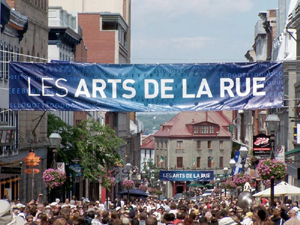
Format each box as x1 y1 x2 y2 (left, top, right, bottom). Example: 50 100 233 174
154 111 232 197
5 0 49 202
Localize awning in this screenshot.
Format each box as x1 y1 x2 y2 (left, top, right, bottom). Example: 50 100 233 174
285 147 300 156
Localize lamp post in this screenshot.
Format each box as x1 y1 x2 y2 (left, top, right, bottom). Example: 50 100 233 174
125 163 132 201
229 159 236 175
265 114 280 208
229 159 236 202
239 146 248 173
49 133 62 169
223 167 228 197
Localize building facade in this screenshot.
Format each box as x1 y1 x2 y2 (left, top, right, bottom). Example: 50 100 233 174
154 112 232 197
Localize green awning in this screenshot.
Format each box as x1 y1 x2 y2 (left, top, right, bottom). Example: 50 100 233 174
286 147 300 156
187 183 204 187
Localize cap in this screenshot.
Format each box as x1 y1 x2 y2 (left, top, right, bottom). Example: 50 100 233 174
193 209 200 216
219 217 238 225
245 212 253 218
16 203 26 208
116 206 121 211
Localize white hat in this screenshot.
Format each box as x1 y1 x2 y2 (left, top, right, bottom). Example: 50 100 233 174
50 202 58 207
55 198 60 203
219 217 237 225
0 200 25 225
292 207 300 212
116 206 121 211
16 203 26 209
61 204 70 209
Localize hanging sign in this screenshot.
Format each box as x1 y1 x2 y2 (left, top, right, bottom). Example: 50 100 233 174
159 170 214 181
9 62 283 112
253 133 271 156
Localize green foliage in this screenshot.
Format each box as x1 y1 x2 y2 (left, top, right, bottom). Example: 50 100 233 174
137 113 176 134
142 159 159 187
47 114 124 189
72 119 124 182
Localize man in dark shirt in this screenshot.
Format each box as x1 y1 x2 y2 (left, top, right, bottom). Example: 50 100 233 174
271 208 285 225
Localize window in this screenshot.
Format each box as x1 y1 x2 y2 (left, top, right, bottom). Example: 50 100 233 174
102 21 118 30
199 125 215 134
197 157 201 168
219 156 224 168
161 140 163 149
177 157 183 168
194 126 199 134
177 141 183 149
156 141 159 149
165 141 168 149
208 157 211 168
219 141 224 149
197 141 201 148
208 141 212 149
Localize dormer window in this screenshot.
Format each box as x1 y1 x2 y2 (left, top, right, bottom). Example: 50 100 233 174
194 125 215 134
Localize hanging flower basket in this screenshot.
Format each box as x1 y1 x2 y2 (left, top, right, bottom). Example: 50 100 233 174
122 180 135 190
213 188 221 194
154 189 162 195
257 159 287 180
232 173 252 187
42 168 66 189
221 178 237 189
139 184 148 192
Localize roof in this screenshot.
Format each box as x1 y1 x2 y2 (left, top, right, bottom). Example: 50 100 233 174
286 147 300 156
141 135 154 149
154 111 231 138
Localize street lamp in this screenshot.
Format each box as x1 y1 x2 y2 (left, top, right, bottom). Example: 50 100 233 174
239 146 248 173
229 159 236 175
223 167 228 197
49 133 62 169
265 114 280 208
125 163 133 200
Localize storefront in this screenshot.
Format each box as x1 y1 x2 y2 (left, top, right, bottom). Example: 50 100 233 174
159 170 214 197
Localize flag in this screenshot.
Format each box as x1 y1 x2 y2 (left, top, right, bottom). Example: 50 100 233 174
158 156 166 165
192 158 196 168
210 156 215 167
233 150 243 175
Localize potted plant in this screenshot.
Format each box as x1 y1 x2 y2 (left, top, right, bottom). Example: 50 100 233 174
139 184 148 192
257 159 287 181
232 173 252 188
42 168 66 190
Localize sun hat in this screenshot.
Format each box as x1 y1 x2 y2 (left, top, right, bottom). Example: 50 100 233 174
219 217 238 225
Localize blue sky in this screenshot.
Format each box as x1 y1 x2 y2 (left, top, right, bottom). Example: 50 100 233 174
131 0 278 64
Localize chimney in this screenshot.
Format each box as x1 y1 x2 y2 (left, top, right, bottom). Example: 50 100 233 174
192 119 195 123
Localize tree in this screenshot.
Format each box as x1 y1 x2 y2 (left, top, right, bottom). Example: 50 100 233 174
47 114 124 189
142 158 159 187
72 119 124 187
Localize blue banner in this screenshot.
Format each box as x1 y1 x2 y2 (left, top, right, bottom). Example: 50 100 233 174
9 62 283 111
159 170 214 181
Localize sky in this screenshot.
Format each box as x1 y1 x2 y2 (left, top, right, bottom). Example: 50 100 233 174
131 0 278 64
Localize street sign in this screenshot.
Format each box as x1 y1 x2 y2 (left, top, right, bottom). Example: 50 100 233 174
253 133 271 156
1 167 21 174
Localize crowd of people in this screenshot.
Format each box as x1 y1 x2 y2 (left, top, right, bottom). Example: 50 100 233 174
1 194 300 225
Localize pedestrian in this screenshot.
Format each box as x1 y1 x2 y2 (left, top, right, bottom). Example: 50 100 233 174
285 209 300 225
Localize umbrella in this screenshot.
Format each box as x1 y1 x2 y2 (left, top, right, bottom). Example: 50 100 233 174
118 189 149 197
188 183 204 187
253 181 300 197
205 183 213 187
